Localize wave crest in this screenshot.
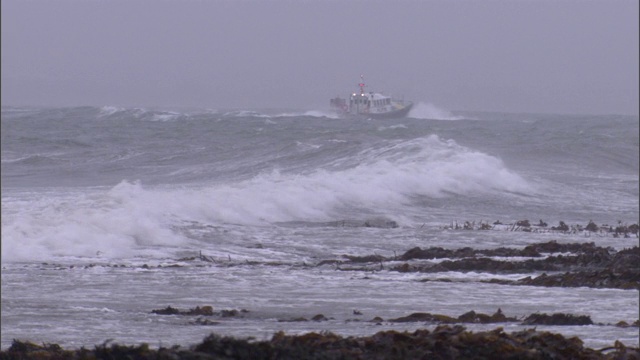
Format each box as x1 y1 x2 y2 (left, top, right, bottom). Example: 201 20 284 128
408 102 467 120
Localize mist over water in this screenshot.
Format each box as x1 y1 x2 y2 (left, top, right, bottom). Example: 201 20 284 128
1 106 638 349
408 102 466 120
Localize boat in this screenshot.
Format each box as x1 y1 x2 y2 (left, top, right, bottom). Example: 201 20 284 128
330 76 413 119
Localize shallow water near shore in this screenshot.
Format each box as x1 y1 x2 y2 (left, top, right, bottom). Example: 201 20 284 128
2 106 638 350
2 250 638 349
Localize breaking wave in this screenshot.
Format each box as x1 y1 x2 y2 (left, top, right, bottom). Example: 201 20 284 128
408 102 467 120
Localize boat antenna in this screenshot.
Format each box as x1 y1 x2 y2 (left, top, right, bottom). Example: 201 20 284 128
359 75 365 95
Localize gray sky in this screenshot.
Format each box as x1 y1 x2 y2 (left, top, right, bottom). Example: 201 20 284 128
2 0 638 115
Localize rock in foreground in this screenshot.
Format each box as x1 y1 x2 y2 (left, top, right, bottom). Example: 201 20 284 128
3 326 638 360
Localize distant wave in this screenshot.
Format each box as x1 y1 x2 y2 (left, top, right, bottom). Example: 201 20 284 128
223 109 340 119
4 105 341 122
222 110 269 118
98 105 125 117
273 110 340 119
98 106 185 121
408 102 468 120
0 133 534 261
2 154 64 165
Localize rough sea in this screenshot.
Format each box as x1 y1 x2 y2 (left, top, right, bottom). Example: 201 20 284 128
1 103 638 350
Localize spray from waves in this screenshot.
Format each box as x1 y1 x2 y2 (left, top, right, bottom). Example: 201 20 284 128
338 134 532 198
54 106 339 123
1 182 188 262
408 102 467 120
221 109 340 119
1 135 533 262
177 135 532 227
98 106 185 122
98 105 124 117
272 110 340 119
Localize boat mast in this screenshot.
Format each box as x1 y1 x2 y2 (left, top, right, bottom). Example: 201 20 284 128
358 75 365 95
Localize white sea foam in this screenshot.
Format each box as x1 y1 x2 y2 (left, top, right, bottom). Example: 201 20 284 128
149 112 181 122
378 124 408 131
98 105 124 117
99 106 184 121
1 183 188 262
223 110 269 118
408 102 466 120
217 137 524 220
303 110 340 119
273 110 341 119
1 135 531 263
0 154 32 164
183 136 530 224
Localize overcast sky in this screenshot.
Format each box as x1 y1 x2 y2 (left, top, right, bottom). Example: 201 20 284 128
2 0 638 115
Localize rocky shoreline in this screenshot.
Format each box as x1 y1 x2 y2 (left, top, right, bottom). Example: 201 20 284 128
323 240 640 290
3 325 638 360
147 305 638 329
4 222 637 358
34 240 640 290
6 304 636 359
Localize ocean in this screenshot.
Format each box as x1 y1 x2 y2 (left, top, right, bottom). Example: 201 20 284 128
1 104 638 350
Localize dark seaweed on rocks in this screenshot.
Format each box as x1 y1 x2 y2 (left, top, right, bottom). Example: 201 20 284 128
151 306 248 317
152 305 214 316
343 254 386 263
319 240 639 290
513 269 639 290
151 306 181 315
387 309 519 324
3 326 638 360
390 242 640 290
399 244 542 261
523 313 594 326
399 241 617 261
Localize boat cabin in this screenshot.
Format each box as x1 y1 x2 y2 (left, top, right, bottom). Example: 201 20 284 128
349 92 393 115
330 76 412 119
